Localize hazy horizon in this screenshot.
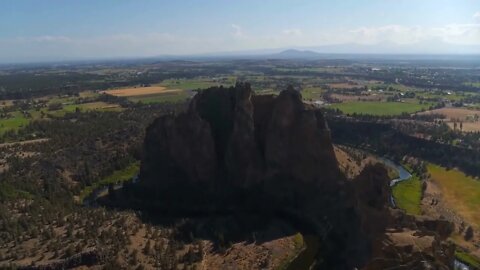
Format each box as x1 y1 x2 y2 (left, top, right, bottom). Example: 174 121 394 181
1 0 480 63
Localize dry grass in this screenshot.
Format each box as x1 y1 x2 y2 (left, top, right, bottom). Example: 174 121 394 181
428 164 480 229
420 107 480 120
446 122 480 132
0 100 14 108
419 107 480 132
102 86 181 97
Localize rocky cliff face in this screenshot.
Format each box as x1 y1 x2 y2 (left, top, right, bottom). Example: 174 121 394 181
136 83 455 269
140 83 340 194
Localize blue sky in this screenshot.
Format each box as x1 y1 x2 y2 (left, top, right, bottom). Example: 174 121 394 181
0 0 479 62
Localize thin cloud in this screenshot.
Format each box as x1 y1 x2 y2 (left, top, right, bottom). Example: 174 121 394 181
231 24 246 39
349 24 480 45
349 25 427 45
1 21 480 63
283 29 303 36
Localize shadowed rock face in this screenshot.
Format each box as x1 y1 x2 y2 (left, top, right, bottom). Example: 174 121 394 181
140 83 340 192
136 83 455 269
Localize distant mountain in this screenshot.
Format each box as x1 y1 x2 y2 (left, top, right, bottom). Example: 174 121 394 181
269 49 322 59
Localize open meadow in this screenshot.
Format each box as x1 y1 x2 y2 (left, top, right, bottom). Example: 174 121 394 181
428 164 480 229
392 175 422 215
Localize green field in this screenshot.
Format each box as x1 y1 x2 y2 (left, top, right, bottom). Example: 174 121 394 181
159 77 235 90
0 111 30 135
428 164 480 228
40 91 100 105
128 91 191 104
392 175 422 215
366 83 421 92
464 82 480 88
301 87 324 100
47 101 122 117
330 101 432 116
79 161 140 202
417 91 467 101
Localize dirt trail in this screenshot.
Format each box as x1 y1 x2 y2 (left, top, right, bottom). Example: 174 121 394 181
0 138 49 148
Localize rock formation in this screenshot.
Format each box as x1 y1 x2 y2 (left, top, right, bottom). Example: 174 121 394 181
141 83 339 188
135 83 456 269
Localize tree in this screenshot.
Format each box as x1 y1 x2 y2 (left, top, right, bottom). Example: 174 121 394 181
465 226 474 241
65 244 75 258
130 250 138 265
143 240 151 255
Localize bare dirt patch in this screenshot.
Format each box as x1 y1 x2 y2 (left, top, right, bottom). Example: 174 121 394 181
0 100 14 108
0 138 49 148
102 86 181 97
446 122 480 132
420 107 480 120
203 237 297 270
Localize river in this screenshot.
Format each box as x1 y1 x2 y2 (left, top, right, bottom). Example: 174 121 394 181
379 158 471 270
455 259 472 270
377 157 413 208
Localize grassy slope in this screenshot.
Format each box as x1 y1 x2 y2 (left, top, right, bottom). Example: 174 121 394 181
456 250 480 269
428 164 480 228
392 175 422 215
79 161 140 202
330 101 432 116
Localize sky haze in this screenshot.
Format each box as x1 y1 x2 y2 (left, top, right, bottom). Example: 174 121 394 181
1 0 479 63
